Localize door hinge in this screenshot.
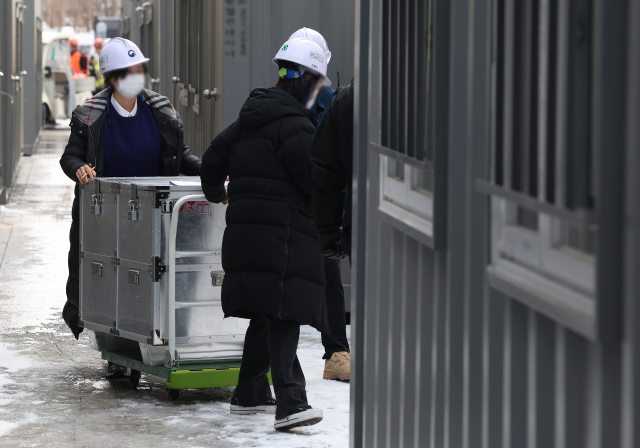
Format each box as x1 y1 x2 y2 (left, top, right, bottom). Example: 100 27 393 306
149 256 166 282
155 191 170 208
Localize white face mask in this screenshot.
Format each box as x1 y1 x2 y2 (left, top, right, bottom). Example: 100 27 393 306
116 73 145 98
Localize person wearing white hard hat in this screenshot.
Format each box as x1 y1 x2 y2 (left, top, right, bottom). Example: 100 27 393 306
288 27 338 123
199 37 329 431
59 37 201 379
289 28 351 382
288 27 332 67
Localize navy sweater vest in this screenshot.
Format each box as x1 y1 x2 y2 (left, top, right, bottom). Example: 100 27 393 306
103 97 161 177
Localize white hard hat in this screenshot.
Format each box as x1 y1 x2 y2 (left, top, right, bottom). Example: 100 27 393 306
289 27 331 64
273 38 331 86
99 37 149 74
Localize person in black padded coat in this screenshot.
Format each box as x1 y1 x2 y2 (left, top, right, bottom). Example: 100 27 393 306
308 82 354 260
200 37 330 431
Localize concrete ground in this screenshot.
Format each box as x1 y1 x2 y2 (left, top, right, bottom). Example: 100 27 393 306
0 130 349 448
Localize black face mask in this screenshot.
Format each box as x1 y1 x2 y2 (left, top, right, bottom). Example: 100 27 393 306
295 65 323 109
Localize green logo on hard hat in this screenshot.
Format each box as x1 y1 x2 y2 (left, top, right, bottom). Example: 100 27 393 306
310 51 324 63
282 44 288 51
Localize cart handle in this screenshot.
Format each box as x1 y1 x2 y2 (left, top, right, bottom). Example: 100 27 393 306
167 194 207 368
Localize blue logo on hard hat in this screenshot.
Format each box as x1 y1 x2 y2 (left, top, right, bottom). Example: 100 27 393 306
128 50 136 57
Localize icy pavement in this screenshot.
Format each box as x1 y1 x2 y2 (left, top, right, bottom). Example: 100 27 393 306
0 130 350 448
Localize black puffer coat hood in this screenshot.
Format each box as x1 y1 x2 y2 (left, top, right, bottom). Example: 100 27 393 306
238 88 315 130
200 87 328 332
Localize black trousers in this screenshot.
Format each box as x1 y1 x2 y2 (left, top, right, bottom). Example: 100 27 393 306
321 258 350 360
235 315 308 419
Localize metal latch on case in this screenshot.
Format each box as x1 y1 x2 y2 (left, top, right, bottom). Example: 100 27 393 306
91 262 103 277
91 181 103 214
128 269 140 285
128 184 139 220
211 270 225 287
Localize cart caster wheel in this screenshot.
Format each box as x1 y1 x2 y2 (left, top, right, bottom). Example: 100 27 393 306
166 388 180 400
129 369 141 389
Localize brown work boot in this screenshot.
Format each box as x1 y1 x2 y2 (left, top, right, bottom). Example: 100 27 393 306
323 351 350 381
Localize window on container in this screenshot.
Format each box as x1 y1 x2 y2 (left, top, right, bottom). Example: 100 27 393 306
379 0 435 234
490 0 596 296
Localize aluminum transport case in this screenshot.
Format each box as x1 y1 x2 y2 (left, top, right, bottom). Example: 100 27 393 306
79 177 248 371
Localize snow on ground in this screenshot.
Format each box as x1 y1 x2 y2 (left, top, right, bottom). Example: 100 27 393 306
0 341 40 437
149 326 350 447
0 327 350 447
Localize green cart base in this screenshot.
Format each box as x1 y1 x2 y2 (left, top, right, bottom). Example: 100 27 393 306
102 350 272 400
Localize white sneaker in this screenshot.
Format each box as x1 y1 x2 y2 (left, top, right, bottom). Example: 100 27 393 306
230 396 277 415
274 406 323 430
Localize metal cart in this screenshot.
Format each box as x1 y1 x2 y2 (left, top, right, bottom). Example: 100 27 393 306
80 178 260 398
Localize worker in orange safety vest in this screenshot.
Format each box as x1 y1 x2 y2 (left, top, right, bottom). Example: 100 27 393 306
69 37 89 78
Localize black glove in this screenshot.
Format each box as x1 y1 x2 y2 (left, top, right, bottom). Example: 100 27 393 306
318 231 346 259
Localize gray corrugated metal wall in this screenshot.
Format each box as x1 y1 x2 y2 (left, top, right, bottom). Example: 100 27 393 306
351 0 638 447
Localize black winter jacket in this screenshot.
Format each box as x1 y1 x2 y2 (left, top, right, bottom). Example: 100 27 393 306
60 88 201 337
308 83 354 256
200 87 328 332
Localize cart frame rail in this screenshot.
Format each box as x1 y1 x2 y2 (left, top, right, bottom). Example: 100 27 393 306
165 194 230 368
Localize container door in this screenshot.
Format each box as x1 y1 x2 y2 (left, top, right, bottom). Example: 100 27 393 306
35 17 42 130
14 2 25 166
142 2 159 92
1 1 18 201
116 183 160 340
117 184 159 264
200 0 221 152
79 181 118 331
117 261 155 341
173 0 208 157
137 4 146 59
157 0 175 102
80 180 118 258
80 254 118 330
